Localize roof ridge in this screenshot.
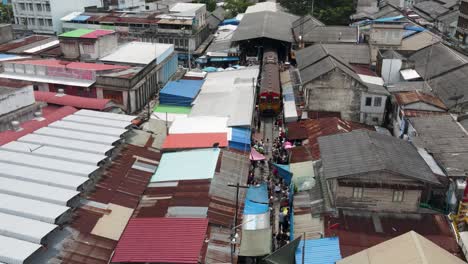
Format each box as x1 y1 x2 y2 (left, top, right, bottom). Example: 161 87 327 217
410 231 429 264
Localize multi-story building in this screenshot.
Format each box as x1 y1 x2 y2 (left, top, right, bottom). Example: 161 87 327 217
457 0 468 44
12 0 103 34
61 3 210 54
103 0 145 10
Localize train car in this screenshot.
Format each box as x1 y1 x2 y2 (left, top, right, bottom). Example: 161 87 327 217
259 49 281 116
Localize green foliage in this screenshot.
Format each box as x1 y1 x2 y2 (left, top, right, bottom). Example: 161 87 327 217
279 0 355 25
224 0 253 18
194 0 217 12
0 4 13 24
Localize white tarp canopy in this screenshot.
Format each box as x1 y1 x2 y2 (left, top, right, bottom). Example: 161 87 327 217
169 116 232 139
283 100 298 123
0 235 41 264
49 120 127 137
0 212 57 244
189 67 259 127
0 193 69 224
0 149 98 176
0 161 88 190
0 177 79 206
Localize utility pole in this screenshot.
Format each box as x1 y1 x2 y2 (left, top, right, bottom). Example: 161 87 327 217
228 183 249 229
311 0 315 16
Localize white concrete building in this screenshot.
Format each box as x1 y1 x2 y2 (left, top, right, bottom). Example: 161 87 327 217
12 0 103 34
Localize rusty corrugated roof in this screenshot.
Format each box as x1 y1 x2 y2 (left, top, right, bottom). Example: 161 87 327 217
111 218 209 263
394 91 447 110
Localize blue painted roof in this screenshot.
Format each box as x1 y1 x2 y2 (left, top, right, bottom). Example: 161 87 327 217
243 199 269 214
295 237 342 264
231 127 251 144
71 15 91 22
246 183 269 204
274 163 292 185
221 18 240 25
151 148 220 183
0 54 19 60
159 80 204 106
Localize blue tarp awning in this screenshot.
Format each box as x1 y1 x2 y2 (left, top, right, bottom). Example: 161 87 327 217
404 25 425 32
243 199 269 214
210 56 240 62
229 127 251 151
71 15 90 22
373 15 404 23
159 80 204 107
274 163 293 185
221 18 240 25
246 183 269 204
295 237 342 264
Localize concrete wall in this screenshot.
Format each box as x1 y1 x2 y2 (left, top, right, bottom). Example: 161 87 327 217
96 33 118 59
360 92 387 125
50 0 103 34
61 41 80 59
304 69 363 122
0 86 35 116
329 171 424 213
381 58 402 84
0 24 13 45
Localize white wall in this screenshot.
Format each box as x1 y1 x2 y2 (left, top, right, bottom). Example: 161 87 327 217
0 86 35 116
50 0 103 34
381 58 402 85
360 92 387 125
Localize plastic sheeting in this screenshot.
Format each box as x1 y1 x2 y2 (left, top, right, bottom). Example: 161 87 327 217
246 183 269 204
295 237 342 264
274 163 293 185
244 200 269 215
250 148 265 161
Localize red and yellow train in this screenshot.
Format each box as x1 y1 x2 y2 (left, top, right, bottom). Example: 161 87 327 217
258 48 281 116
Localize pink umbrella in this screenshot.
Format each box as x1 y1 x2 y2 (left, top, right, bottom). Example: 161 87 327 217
284 144 294 149
250 148 266 161
283 141 292 147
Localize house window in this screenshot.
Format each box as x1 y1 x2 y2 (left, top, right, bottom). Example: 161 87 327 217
365 97 372 106
46 19 52 27
353 187 364 199
393 190 404 202
374 97 382 107
36 4 42 12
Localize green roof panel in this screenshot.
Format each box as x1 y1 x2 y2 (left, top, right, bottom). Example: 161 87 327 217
153 104 191 114
59 29 95 38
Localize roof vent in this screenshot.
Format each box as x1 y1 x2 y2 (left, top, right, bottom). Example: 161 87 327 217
56 89 66 97
34 111 45 121
11 121 23 132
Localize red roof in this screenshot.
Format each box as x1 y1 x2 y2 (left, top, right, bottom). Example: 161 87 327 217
394 91 447 110
111 218 209 264
300 117 373 160
0 106 77 146
81 29 115 39
12 59 129 71
0 35 50 52
162 133 228 150
35 91 112 110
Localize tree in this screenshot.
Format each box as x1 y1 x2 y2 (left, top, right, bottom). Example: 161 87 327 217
278 0 355 25
0 4 13 24
195 0 217 12
224 0 252 18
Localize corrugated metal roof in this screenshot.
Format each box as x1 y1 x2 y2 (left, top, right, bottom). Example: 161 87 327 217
295 237 342 264
12 59 128 71
0 106 77 146
151 148 220 183
34 126 120 145
162 133 228 149
160 80 204 107
0 177 79 205
100 41 174 65
338 231 465 264
0 193 69 224
61 114 131 129
34 91 113 111
18 134 114 155
0 72 95 87
169 116 230 135
287 122 308 140
49 120 127 137
111 218 209 263
394 91 447 110
0 212 57 244
0 234 42 264
318 130 440 184
74 109 136 122
0 149 98 176
0 161 88 190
